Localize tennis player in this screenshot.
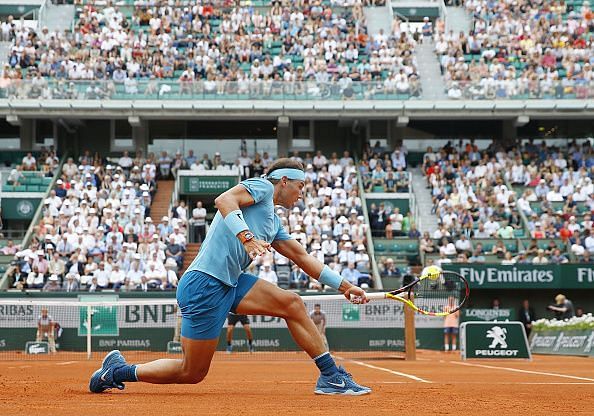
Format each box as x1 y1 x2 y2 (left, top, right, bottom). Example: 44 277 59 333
90 158 371 395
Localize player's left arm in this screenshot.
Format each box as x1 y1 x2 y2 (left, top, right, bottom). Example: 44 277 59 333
272 238 368 303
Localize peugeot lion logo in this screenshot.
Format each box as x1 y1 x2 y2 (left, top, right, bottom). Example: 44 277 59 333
486 326 508 349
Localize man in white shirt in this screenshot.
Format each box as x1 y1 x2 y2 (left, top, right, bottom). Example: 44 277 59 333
338 242 356 265
546 186 564 202
22 152 37 170
455 235 472 253
110 264 126 290
93 262 110 288
313 151 328 169
328 158 343 179
118 150 133 172
484 217 501 236
127 259 144 288
258 263 278 285
191 201 207 243
321 234 338 259
560 179 574 199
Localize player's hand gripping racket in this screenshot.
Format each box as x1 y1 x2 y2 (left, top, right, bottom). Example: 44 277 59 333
352 267 469 316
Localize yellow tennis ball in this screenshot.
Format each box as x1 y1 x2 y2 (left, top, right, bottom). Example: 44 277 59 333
423 265 441 280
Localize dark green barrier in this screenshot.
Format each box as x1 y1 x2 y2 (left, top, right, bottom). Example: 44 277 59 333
180 175 239 195
0 197 42 220
443 264 594 289
529 329 594 357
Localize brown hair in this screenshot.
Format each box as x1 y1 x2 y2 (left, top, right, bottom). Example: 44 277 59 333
266 158 304 183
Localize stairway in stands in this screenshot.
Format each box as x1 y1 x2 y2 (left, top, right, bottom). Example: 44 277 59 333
149 179 200 276
181 243 201 275
150 180 174 221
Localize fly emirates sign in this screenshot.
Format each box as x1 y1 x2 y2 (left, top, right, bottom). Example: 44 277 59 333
458 266 554 287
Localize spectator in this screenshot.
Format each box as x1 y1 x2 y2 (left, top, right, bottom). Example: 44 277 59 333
22 152 37 171
62 273 79 292
341 262 363 286
6 165 24 185
42 274 61 292
532 249 549 264
518 299 536 336
258 263 278 285
547 294 575 319
190 201 207 243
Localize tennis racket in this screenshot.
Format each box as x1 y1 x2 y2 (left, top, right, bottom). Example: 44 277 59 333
354 270 469 316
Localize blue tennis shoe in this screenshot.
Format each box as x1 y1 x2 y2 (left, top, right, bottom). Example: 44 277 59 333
315 366 371 395
89 350 127 393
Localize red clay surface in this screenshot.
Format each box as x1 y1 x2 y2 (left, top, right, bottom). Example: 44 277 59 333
1 351 593 416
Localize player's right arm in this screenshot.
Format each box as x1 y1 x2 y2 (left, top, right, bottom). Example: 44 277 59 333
272 238 368 303
214 183 270 259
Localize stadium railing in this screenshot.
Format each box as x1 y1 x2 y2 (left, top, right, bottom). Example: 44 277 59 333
2 79 592 101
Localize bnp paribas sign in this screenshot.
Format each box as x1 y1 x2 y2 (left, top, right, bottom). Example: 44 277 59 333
443 264 594 289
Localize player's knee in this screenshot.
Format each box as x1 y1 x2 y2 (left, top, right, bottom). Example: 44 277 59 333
284 292 306 318
179 369 208 384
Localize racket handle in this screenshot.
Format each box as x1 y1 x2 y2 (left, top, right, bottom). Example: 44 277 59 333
365 292 388 300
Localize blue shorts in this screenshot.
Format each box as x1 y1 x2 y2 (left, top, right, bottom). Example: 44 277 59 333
176 270 259 340
444 327 459 335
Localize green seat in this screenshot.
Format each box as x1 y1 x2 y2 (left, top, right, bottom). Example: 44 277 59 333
374 243 386 253
505 241 518 253
406 243 418 254
390 242 402 253
513 229 525 238
29 177 42 185
482 241 495 252
14 185 26 192
26 185 39 192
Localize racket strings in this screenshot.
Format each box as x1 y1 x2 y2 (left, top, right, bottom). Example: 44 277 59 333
412 272 466 314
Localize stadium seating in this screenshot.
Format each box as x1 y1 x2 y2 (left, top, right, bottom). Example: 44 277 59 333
1 1 420 100
436 0 594 99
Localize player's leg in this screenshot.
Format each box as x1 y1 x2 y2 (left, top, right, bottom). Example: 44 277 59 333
135 337 217 383
234 274 370 395
316 324 329 350
226 316 235 353
48 331 56 353
235 279 326 358
444 328 450 351
451 328 458 351
242 321 255 352
90 271 233 392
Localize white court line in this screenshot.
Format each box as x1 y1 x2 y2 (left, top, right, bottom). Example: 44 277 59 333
335 355 431 383
452 361 594 382
55 361 76 366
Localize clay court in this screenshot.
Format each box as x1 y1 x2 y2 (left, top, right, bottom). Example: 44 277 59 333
1 351 593 416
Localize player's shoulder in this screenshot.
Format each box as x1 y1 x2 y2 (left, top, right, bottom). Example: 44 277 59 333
241 176 274 190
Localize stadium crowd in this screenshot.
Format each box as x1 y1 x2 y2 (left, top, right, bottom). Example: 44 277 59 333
7 150 186 292
0 1 421 99
423 139 594 265
435 0 594 99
